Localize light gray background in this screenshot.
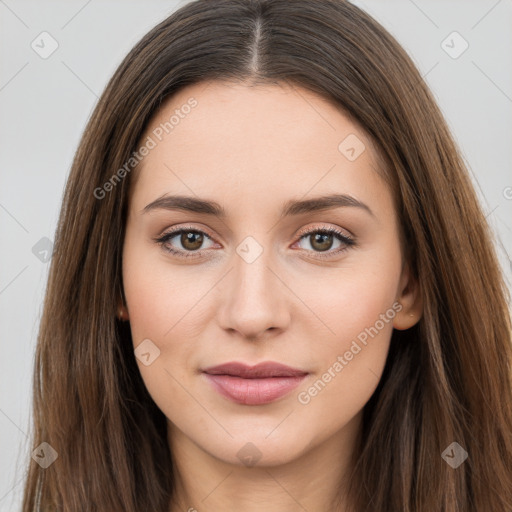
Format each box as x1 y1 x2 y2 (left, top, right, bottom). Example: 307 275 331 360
1 0 511 509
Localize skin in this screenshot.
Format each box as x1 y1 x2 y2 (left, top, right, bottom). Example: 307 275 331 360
121 80 422 512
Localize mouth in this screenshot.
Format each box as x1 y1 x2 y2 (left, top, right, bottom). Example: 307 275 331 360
202 361 309 405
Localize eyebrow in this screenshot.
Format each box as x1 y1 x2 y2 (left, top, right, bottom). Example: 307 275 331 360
142 193 374 218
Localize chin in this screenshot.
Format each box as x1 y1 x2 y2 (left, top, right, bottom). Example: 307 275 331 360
203 428 315 468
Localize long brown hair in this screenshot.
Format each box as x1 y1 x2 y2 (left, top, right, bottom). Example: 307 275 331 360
21 1 512 510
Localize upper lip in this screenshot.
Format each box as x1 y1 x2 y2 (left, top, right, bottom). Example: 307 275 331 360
202 361 308 378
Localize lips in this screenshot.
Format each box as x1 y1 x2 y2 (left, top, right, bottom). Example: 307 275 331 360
203 361 308 378
202 361 308 405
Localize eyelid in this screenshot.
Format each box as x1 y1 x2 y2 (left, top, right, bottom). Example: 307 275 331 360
154 223 356 259
291 224 355 260
152 224 217 259
294 222 354 241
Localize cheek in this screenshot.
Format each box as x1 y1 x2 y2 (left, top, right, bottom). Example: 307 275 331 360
122 229 204 343
293 251 402 416
307 259 401 354
123 264 204 424
293 297 396 437
121 234 200 396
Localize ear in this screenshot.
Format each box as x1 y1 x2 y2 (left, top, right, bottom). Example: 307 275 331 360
393 262 423 330
117 301 130 322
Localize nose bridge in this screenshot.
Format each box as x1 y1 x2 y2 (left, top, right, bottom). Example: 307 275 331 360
218 234 289 339
235 244 273 300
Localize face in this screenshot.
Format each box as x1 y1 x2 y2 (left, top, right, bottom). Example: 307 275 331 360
121 80 420 468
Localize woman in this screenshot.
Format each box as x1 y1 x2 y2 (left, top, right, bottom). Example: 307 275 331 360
22 0 512 511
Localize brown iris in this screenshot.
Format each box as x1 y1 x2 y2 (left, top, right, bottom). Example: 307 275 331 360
181 231 204 251
309 232 334 252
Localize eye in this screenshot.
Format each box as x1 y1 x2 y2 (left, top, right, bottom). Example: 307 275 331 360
292 226 355 259
154 225 216 259
154 224 356 260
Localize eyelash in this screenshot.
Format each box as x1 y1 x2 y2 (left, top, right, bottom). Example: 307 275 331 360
153 225 356 260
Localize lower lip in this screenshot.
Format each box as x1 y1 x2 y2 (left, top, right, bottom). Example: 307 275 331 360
203 373 307 405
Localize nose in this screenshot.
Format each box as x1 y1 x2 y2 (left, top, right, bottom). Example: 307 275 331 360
216 243 291 342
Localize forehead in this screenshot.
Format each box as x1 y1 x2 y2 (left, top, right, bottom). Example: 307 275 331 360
141 80 371 156
130 80 390 215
